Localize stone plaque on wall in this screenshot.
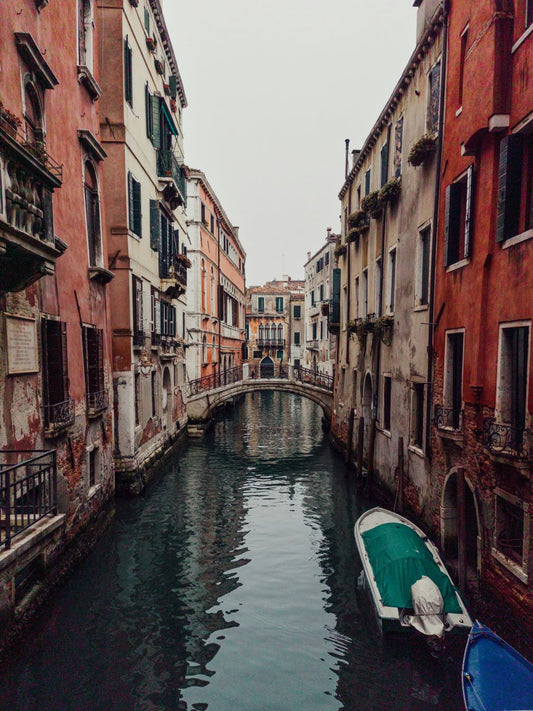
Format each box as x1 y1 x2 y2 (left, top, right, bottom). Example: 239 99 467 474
6 315 38 374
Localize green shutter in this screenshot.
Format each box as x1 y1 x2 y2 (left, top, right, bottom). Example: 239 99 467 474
169 75 177 99
144 7 150 34
128 172 134 230
145 83 152 138
151 95 161 148
380 142 389 187
150 199 160 251
133 179 142 237
496 135 522 243
464 164 474 258
124 38 132 106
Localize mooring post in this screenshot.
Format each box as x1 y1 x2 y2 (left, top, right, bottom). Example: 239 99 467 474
356 416 364 479
457 466 467 593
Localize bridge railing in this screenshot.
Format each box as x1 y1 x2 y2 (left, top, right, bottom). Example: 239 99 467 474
293 366 334 391
247 363 289 380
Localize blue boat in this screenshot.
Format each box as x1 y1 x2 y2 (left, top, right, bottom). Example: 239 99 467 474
462 620 533 711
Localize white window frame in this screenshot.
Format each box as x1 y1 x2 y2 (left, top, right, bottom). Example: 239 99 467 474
495 320 531 425
492 488 529 584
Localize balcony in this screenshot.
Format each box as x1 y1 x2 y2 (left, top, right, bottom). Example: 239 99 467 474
0 449 57 551
307 340 319 350
482 418 531 468
156 149 187 208
43 398 75 436
0 122 64 292
160 256 187 298
87 389 108 417
433 405 463 433
257 338 285 348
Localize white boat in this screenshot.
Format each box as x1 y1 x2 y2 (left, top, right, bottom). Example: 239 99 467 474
354 507 472 639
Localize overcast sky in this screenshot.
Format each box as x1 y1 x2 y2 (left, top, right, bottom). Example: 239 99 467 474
162 1 417 286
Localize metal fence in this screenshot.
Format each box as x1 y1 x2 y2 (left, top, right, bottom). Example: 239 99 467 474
293 366 334 391
0 449 57 550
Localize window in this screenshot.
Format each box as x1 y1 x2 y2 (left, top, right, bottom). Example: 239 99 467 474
383 375 392 432
311 290 315 307
88 446 98 488
210 214 215 233
362 269 368 317
152 207 177 278
312 322 317 340
124 36 133 107
293 304 301 319
135 372 140 426
527 0 533 27
277 324 283 343
275 297 284 313
82 324 106 413
144 5 150 35
24 81 43 144
145 83 153 139
84 161 101 266
128 172 142 237
294 332 300 345
325 252 329 266
387 248 396 314
365 169 371 195
320 321 323 340
161 301 176 337
380 142 389 187
355 276 360 318
202 335 207 364
375 257 382 314
132 275 144 345
444 331 464 429
458 27 468 109
201 203 207 226
151 370 157 416
497 325 529 439
496 133 533 243
444 165 474 267
394 118 403 178
42 318 72 430
427 61 441 135
78 0 94 71
495 491 525 568
416 227 431 305
257 296 264 313
319 284 324 302
412 381 425 449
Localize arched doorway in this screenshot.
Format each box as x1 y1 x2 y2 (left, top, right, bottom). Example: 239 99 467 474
260 356 274 378
441 469 480 577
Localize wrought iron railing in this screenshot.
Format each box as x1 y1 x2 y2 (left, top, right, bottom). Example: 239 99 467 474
306 340 319 350
0 121 63 180
293 366 334 391
87 389 108 414
133 330 145 347
156 149 187 206
433 405 463 432
482 418 531 460
44 397 75 432
257 338 285 347
0 449 57 550
247 363 289 380
187 365 244 397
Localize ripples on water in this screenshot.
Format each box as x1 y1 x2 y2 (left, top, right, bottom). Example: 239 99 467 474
0 392 464 710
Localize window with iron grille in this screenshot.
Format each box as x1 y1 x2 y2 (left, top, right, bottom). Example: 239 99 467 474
444 165 474 267
82 324 106 412
495 493 524 566
42 318 72 430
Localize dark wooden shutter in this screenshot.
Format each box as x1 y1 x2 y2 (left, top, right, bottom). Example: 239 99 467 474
218 285 225 320
169 75 177 99
496 134 522 242
161 301 168 336
512 327 529 432
159 214 168 275
133 179 142 237
464 164 474 259
150 200 160 251
144 6 150 34
332 268 341 324
380 142 389 187
443 182 461 266
124 38 132 106
133 276 144 335
128 172 134 231
169 306 176 336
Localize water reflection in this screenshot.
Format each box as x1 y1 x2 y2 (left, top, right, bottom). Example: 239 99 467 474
0 392 464 710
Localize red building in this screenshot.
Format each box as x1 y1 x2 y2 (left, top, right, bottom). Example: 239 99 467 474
0 0 114 626
431 0 533 627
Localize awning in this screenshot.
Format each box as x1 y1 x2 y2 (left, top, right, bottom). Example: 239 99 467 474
160 99 178 136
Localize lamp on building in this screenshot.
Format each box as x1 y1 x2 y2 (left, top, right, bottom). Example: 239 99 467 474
139 348 153 376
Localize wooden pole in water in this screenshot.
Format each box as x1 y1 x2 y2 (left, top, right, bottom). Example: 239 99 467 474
367 418 376 487
457 466 467 592
345 407 355 466
356 416 364 479
397 436 404 514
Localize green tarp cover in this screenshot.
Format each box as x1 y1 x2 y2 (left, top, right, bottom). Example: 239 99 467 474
361 522 462 612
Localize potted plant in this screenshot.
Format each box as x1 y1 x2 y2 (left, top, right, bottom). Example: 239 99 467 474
175 253 191 269
408 134 436 167
378 177 401 209
334 242 347 258
146 36 156 52
347 227 362 243
163 83 171 95
348 209 369 231
0 102 22 137
361 190 381 218
320 302 329 316
23 139 48 166
154 58 164 75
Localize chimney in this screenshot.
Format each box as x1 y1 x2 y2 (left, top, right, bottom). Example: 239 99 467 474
307 251 311 261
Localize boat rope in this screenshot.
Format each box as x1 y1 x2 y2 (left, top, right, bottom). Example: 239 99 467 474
463 673 488 711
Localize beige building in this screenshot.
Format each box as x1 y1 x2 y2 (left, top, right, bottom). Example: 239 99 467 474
332 0 443 508
98 0 189 491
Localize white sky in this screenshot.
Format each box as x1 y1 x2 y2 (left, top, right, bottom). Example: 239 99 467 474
162 1 418 286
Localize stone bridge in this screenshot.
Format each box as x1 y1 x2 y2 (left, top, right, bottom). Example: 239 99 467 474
185 364 334 429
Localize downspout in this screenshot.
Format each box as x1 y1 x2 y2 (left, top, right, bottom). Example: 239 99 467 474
425 0 449 457
217 218 222 387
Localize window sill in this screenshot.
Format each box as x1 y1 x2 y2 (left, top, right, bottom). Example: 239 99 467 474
455 106 463 117
436 427 464 445
413 303 429 312
501 228 533 250
408 444 425 458
491 547 528 585
77 65 102 101
446 258 470 273
89 266 114 284
88 483 102 500
377 427 392 439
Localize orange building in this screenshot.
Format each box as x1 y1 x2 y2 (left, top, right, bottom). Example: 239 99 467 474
185 169 246 385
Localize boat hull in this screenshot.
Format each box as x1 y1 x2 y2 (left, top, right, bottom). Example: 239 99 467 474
462 621 533 711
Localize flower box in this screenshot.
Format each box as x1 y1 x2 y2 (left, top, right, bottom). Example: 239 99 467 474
408 134 436 167
361 190 381 218
146 37 156 52
334 243 347 258
154 58 164 75
378 177 401 208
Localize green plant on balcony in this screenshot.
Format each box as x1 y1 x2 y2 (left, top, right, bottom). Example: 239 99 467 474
347 227 361 243
146 37 156 52
0 101 22 135
378 177 401 208
23 139 48 166
154 58 164 75
408 133 436 167
361 190 381 218
371 314 394 345
347 209 369 230
334 242 347 258
175 253 191 269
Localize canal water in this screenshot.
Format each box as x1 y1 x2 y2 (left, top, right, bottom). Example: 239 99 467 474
1 392 465 710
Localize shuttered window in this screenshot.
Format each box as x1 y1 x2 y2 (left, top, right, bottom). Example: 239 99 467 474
394 118 403 178
294 305 301 318
42 318 69 415
380 142 389 187
496 135 523 242
82 325 104 399
128 172 142 237
145 83 153 139
275 297 284 312
332 268 341 324
132 275 144 343
443 165 474 266
257 297 264 313
150 199 160 251
124 37 133 107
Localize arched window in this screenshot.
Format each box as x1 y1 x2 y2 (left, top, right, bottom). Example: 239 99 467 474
210 267 215 314
84 161 101 266
258 324 264 342
201 260 206 312
277 324 283 343
202 335 207 364
78 0 94 71
24 81 43 144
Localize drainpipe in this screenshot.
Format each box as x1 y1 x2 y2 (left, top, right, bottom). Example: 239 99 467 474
425 0 449 458
217 218 222 388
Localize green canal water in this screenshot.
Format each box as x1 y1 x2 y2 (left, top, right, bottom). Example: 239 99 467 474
0 392 465 710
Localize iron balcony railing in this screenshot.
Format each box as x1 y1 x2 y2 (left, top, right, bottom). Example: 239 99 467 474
0 449 57 550
257 338 285 347
433 405 463 432
44 397 75 432
156 149 187 206
482 418 531 460
87 389 108 414
187 365 244 397
294 365 334 391
306 340 319 350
